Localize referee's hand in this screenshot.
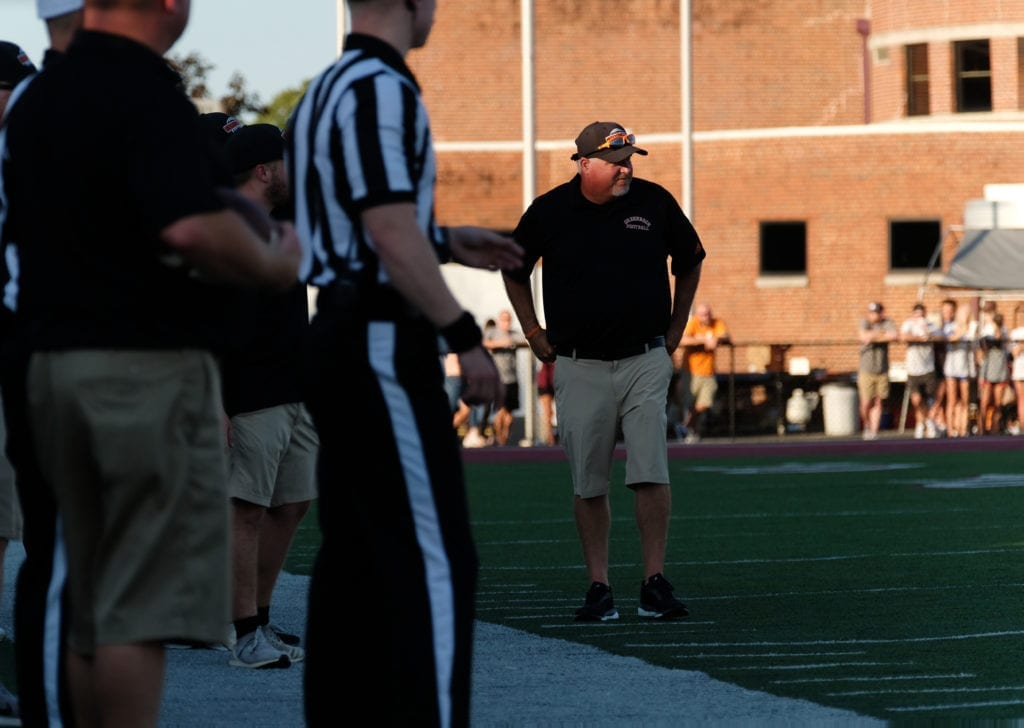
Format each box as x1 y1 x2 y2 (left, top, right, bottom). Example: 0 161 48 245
457 346 505 407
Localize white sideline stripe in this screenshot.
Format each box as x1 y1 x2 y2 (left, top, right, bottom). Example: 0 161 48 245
888 699 1024 711
472 507 968 526
829 685 1024 696
482 547 1023 571
773 673 974 685
633 630 1024 647
720 661 907 671
697 582 1024 601
683 651 868 658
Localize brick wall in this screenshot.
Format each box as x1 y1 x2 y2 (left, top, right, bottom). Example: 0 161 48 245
407 0 1024 376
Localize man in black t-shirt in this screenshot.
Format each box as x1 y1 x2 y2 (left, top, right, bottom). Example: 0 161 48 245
2 1 300 723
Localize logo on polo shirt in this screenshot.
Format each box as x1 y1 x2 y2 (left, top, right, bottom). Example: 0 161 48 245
624 216 651 231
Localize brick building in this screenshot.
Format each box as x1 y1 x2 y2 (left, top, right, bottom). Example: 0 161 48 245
407 0 1024 377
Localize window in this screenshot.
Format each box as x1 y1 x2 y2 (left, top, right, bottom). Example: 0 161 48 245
760 222 806 274
890 220 941 270
954 39 991 112
906 44 929 116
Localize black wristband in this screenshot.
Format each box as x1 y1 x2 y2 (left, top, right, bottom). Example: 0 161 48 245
441 311 482 354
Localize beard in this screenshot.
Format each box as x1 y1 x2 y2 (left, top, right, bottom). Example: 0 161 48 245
611 177 632 197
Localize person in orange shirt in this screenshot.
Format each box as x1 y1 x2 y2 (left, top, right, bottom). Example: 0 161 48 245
679 303 730 442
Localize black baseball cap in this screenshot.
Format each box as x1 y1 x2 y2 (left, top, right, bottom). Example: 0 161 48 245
198 112 244 147
224 123 285 174
0 42 36 91
571 121 648 164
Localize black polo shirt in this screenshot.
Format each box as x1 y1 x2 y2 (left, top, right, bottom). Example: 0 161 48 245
4 30 226 351
509 175 706 354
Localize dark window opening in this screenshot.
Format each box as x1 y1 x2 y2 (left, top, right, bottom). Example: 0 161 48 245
954 39 991 112
890 220 941 270
760 222 807 274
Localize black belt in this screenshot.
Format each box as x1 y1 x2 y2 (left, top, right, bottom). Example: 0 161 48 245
316 281 419 321
568 336 666 361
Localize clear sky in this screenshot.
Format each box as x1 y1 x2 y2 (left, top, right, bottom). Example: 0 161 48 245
2 0 342 103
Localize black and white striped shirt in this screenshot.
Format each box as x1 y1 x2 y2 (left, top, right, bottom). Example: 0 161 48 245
286 33 451 291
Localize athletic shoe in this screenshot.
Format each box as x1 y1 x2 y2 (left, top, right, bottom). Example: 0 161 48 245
267 623 301 646
261 624 304 663
914 422 925 439
228 627 291 669
683 432 701 444
638 573 689 620
573 581 619 622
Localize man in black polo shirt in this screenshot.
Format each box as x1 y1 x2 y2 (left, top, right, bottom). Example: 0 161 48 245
2 1 300 724
503 121 705 623
221 123 316 670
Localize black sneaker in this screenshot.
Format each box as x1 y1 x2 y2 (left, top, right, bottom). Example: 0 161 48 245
638 573 689 619
574 581 619 622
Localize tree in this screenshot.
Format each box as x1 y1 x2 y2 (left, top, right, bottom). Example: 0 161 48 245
167 51 266 121
221 72 266 120
168 51 212 100
255 80 311 129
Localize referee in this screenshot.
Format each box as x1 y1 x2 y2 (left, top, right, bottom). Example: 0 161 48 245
286 1 522 725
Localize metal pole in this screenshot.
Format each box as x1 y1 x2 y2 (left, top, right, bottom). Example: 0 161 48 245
680 0 694 216
522 0 539 445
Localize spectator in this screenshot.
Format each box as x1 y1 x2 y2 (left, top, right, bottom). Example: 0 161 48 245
977 310 1009 435
502 119 704 623
536 359 557 446
678 303 729 443
484 309 526 446
1011 327 1024 435
463 318 497 448
900 302 940 438
940 298 975 438
857 302 898 440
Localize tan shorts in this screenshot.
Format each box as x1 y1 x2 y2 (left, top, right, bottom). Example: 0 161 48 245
689 374 718 410
228 402 319 507
0 398 23 540
28 350 230 655
857 371 890 402
555 348 672 498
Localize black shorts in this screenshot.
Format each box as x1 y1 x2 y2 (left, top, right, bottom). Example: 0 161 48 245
501 384 520 412
906 371 937 400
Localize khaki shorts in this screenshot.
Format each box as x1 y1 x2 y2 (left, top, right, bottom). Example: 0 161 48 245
689 374 718 410
857 371 890 402
555 348 672 498
28 350 230 655
228 402 319 507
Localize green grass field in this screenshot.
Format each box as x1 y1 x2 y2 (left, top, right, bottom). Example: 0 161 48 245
464 448 1024 722
227 444 1024 721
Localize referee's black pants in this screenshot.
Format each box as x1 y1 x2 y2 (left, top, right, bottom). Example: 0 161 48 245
302 310 478 728
0 335 73 728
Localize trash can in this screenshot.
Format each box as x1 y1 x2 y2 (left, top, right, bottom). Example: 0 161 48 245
820 383 859 436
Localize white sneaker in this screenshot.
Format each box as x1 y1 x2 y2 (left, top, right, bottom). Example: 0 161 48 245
925 419 938 439
914 422 925 439
228 627 290 669
862 429 877 440
262 625 304 663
